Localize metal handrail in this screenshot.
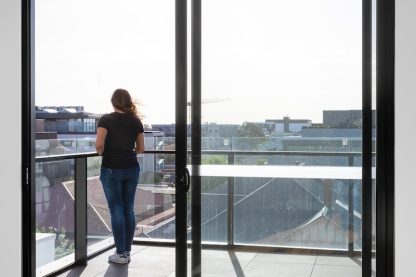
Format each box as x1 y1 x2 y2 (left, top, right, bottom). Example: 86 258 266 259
200 150 364 156
35 149 368 162
35 150 175 162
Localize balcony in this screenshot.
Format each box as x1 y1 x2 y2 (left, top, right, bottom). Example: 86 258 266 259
56 246 361 277
34 137 371 276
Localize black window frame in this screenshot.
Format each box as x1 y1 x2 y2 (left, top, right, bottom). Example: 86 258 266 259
22 0 395 276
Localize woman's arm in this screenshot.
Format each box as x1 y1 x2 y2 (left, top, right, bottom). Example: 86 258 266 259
96 127 108 155
135 133 145 154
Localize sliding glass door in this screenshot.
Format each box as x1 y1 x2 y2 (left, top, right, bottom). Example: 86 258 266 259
27 0 189 276
188 0 375 276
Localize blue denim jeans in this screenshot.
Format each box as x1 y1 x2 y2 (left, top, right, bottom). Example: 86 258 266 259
100 164 140 254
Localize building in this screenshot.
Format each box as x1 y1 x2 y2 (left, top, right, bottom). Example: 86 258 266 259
302 110 377 139
266 116 312 133
151 123 241 138
150 124 176 137
323 110 376 128
35 106 101 139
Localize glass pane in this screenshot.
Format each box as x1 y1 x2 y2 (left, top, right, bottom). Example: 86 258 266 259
35 0 176 273
201 177 228 244
134 153 176 241
232 177 360 249
36 0 176 247
35 139 77 157
199 0 363 274
35 0 175 126
35 160 75 276
87 152 177 248
87 156 114 255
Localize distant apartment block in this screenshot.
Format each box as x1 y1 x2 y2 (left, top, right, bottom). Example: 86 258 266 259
302 110 376 138
323 110 376 128
35 106 101 139
301 128 376 138
265 117 312 133
202 123 241 137
150 124 176 137
151 123 241 138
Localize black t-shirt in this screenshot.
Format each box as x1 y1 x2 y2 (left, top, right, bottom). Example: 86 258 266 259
97 112 144 169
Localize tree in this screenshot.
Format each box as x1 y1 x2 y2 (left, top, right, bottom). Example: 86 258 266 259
238 122 265 137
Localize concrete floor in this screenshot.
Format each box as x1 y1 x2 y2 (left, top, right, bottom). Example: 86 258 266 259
57 245 361 277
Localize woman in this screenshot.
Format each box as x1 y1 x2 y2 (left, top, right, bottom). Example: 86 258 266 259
96 88 145 264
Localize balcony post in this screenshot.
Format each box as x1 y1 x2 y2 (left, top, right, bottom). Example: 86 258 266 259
227 153 235 246
348 155 354 255
75 157 88 266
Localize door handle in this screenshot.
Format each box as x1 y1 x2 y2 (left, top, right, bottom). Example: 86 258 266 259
184 167 191 192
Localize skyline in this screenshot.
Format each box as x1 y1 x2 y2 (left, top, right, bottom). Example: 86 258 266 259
36 105 370 129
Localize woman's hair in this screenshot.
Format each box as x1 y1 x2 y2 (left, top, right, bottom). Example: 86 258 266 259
111 88 138 116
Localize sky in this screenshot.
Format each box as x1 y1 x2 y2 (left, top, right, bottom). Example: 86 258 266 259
35 0 366 125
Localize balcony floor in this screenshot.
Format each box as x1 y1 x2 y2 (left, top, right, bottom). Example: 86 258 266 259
57 245 361 277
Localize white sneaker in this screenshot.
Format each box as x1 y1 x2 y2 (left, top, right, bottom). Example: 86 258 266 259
125 251 131 262
108 252 129 264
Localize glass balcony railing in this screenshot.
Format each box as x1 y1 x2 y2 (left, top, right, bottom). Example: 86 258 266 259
191 151 364 252
35 136 373 157
86 156 114 254
193 176 362 250
34 137 370 276
35 159 75 276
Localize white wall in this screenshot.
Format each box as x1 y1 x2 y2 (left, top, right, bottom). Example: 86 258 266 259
395 0 416 276
0 0 22 276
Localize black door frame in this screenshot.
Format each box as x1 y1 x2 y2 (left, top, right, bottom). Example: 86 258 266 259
188 1 395 277
175 0 190 276
21 0 192 275
22 0 35 276
362 0 373 276
376 0 395 276
191 0 202 276
22 0 395 276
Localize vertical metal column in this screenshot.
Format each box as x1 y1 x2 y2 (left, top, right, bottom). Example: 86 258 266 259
22 0 36 275
74 158 87 266
191 0 202 276
376 0 395 276
362 0 373 276
176 0 188 276
227 153 235 246
348 156 355 255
